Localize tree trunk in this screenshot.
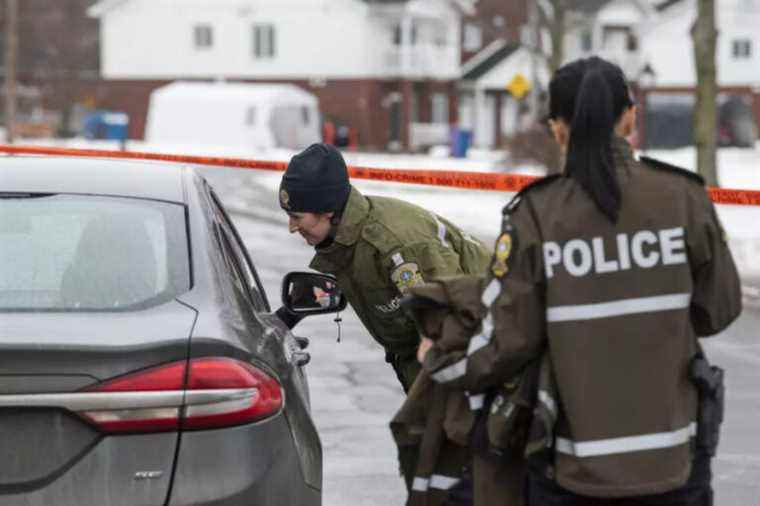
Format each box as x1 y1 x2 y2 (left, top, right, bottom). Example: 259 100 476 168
549 0 566 74
537 0 567 75
691 0 718 186
4 0 18 143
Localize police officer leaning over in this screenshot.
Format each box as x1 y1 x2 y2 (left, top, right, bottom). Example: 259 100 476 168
419 56 742 505
278 143 491 495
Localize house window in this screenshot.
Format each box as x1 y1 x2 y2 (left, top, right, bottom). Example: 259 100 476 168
463 23 482 52
393 21 417 46
253 24 276 58
245 107 256 126
627 33 639 52
602 25 640 55
431 93 449 125
580 29 593 52
194 24 213 49
732 39 752 59
393 24 402 45
434 24 448 47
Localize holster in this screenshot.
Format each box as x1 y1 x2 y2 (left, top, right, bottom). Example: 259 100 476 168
470 360 540 462
689 348 725 457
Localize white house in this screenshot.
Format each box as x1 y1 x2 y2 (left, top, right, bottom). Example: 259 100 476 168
560 0 657 80
638 0 760 88
459 40 550 148
458 0 654 149
88 0 474 150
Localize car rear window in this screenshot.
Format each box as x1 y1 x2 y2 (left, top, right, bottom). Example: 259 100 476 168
0 194 190 311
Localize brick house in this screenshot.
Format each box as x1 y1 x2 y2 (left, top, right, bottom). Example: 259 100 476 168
87 0 475 150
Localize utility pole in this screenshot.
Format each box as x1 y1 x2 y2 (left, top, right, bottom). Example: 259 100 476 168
4 0 18 143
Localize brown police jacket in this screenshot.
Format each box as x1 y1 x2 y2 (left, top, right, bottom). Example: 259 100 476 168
424 138 743 498
390 276 483 506
392 276 527 506
310 186 491 390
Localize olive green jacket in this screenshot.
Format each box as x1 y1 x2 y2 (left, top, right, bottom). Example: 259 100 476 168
310 186 490 390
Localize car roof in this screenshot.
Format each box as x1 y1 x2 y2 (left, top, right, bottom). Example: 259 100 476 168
0 155 190 203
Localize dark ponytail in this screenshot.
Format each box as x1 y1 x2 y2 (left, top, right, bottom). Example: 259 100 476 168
549 57 633 223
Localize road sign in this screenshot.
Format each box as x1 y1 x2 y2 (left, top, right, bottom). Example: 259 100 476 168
507 73 531 100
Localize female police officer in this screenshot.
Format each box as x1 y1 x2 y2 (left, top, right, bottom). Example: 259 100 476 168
420 56 742 505
279 143 491 499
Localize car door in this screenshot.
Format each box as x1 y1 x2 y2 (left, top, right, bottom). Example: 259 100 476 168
203 185 322 489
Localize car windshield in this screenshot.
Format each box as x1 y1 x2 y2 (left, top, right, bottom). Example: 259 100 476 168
0 194 190 311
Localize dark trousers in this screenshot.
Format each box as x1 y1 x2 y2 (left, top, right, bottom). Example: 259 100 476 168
527 454 713 506
442 472 474 506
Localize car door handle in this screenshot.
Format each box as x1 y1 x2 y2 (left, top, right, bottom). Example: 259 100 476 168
293 351 311 367
294 336 309 350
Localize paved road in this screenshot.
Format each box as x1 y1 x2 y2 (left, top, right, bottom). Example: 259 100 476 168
205 168 760 506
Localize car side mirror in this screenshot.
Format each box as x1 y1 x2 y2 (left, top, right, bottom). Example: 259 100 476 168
281 271 347 316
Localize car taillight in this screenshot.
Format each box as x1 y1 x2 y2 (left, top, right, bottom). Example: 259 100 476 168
78 357 283 434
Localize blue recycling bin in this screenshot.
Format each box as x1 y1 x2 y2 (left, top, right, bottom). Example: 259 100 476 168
450 127 472 158
83 110 129 141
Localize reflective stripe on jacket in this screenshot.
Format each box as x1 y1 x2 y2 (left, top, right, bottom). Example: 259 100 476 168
394 276 526 506
423 137 742 498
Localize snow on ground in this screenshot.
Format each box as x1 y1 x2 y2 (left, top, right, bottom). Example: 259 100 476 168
14 138 760 285
8 137 759 504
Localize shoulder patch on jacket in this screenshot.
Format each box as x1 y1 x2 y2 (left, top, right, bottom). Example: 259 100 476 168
502 174 563 215
639 156 705 185
491 230 515 278
391 262 424 294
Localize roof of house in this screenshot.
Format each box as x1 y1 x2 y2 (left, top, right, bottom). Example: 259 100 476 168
567 0 614 13
461 39 521 81
654 0 684 11
87 0 130 17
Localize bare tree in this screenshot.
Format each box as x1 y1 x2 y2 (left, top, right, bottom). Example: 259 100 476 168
691 0 718 186
537 0 568 75
4 0 18 143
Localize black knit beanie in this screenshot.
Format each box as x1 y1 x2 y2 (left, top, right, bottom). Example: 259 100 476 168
279 143 351 213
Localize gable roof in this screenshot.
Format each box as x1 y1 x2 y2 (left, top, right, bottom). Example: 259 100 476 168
654 0 684 11
567 0 614 13
461 39 520 81
361 0 475 14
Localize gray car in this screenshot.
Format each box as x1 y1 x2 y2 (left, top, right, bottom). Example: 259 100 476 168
0 156 344 505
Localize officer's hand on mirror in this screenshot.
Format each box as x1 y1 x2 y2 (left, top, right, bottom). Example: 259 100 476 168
417 337 434 364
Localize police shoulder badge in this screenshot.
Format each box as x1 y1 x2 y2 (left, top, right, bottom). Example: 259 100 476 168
491 232 513 278
279 189 290 210
391 262 424 294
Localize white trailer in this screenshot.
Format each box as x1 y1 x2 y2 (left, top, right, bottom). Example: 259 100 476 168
145 81 320 150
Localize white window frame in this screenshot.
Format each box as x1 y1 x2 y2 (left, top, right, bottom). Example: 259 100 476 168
245 107 256 127
194 24 213 50
732 38 752 59
580 28 593 52
431 93 449 125
253 24 276 59
463 23 482 52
